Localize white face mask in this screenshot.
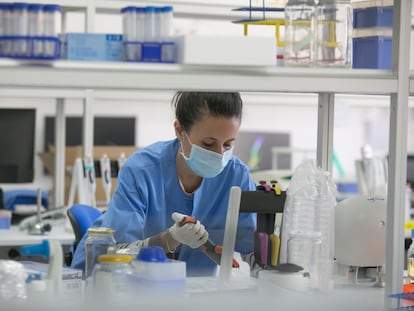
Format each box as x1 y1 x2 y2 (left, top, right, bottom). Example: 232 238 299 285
180 132 233 178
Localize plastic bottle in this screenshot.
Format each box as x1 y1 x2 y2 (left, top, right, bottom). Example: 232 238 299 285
144 6 155 42
407 229 414 283
315 0 352 67
121 6 136 61
85 227 116 280
42 4 61 58
160 6 174 63
284 0 316 67
11 2 29 57
92 254 135 299
27 4 44 57
0 3 13 56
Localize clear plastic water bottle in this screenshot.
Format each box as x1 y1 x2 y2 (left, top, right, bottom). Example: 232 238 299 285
284 0 316 67
85 227 116 280
315 0 352 67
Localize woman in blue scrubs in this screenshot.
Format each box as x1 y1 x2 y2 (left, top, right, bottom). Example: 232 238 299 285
71 92 256 276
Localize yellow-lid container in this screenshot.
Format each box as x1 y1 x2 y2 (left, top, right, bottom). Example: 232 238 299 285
98 254 133 263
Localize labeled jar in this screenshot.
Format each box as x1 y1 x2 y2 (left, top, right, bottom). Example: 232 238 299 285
92 254 135 299
85 227 116 280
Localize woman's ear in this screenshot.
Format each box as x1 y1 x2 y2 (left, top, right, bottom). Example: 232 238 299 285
174 120 183 139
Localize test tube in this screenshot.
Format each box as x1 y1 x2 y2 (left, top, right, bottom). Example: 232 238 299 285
11 2 29 57
144 6 155 42
161 6 173 42
121 6 135 61
27 4 43 57
43 4 62 58
153 7 162 42
135 7 145 60
0 3 12 56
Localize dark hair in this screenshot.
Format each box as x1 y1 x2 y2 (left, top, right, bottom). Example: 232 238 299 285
172 92 243 131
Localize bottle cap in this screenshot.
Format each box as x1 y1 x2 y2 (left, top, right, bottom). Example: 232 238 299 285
88 227 115 235
136 246 167 262
98 254 133 263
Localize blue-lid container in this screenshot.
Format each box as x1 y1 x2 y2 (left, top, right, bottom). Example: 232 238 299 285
43 4 62 12
120 6 135 14
136 246 167 262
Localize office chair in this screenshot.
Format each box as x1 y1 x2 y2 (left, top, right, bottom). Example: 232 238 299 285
65 204 102 266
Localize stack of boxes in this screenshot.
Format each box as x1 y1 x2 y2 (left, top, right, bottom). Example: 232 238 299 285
352 0 393 69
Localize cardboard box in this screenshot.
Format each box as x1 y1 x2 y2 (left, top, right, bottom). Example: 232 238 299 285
38 146 138 205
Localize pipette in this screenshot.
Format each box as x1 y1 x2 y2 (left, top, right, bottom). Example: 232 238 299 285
100 153 112 206
117 152 127 173
83 154 96 207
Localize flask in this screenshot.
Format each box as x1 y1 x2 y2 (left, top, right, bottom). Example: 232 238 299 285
407 229 414 282
315 0 352 67
284 0 316 67
85 227 116 280
92 254 135 299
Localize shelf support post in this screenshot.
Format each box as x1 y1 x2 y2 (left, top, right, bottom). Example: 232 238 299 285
82 90 94 158
54 98 66 209
317 92 334 173
385 0 412 308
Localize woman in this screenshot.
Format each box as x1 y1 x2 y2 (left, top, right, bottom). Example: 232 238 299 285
71 91 256 277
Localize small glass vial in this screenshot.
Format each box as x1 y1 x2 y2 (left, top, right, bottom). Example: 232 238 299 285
407 229 414 283
284 0 316 67
92 254 135 299
315 0 352 67
85 227 116 280
287 231 322 289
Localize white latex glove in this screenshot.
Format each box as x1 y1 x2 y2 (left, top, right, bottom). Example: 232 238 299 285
168 212 209 249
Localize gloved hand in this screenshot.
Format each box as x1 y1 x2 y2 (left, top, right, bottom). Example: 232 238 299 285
168 212 209 249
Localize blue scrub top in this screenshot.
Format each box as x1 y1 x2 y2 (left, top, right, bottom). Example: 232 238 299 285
71 138 256 276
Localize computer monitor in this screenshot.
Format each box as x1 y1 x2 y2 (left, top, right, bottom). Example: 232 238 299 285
234 131 290 171
0 109 35 183
44 116 136 150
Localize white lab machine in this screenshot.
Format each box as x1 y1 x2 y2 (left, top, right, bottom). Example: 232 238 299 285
335 194 386 286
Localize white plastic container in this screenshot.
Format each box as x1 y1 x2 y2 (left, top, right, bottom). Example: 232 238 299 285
0 3 13 55
132 246 186 296
11 2 29 56
27 4 43 57
42 4 61 57
144 6 155 42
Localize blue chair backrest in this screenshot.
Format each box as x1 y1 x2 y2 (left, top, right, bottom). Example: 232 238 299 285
67 204 102 245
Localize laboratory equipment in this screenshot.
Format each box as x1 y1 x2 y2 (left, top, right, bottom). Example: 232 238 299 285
11 2 29 57
21 239 63 296
91 254 135 299
0 3 12 55
28 188 52 235
99 154 112 205
407 229 414 282
121 6 136 61
315 0 353 67
133 246 186 296
117 152 127 171
42 4 61 58
27 4 44 57
0 260 27 301
287 230 322 289
284 0 316 66
85 227 116 280
83 154 97 207
335 194 386 285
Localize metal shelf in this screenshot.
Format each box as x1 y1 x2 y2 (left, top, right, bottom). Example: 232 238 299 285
0 59 397 95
